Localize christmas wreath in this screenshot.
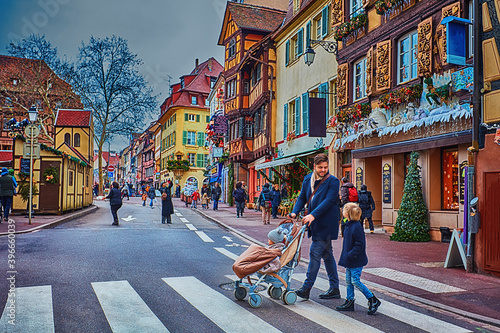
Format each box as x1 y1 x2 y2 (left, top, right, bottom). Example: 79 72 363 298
43 166 59 184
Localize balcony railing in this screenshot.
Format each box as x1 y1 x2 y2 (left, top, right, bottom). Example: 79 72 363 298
249 80 263 108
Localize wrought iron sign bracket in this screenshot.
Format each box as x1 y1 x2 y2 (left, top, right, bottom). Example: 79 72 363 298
310 39 338 56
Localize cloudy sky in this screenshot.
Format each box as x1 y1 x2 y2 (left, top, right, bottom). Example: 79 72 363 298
0 0 226 150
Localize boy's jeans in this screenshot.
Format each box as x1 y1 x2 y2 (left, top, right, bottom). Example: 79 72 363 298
345 267 373 300
191 200 197 208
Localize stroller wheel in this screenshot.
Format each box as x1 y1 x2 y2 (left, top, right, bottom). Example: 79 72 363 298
234 286 247 301
282 291 297 305
248 293 263 308
267 286 282 300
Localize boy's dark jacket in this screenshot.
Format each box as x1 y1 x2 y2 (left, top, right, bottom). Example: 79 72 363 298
338 220 368 268
292 173 340 241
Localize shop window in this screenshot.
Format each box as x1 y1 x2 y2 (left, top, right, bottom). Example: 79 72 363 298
398 31 418 84
354 58 367 101
442 147 459 210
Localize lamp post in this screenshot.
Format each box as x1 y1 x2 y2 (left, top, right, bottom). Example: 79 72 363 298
27 105 39 225
304 40 338 66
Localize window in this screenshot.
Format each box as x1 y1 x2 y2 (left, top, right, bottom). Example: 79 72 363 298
74 133 81 147
228 39 236 58
187 131 196 145
350 0 363 17
188 153 196 167
191 96 197 105
329 79 338 118
354 58 367 101
292 35 299 60
251 64 261 86
205 98 210 106
469 1 474 57
210 77 216 88
244 81 250 94
289 100 296 134
68 171 73 186
64 133 71 145
398 31 418 84
206 115 210 123
442 147 459 210
188 114 195 122
293 0 300 13
245 120 253 138
226 79 236 98
314 14 322 39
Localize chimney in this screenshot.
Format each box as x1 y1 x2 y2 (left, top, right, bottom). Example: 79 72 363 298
208 58 213 72
195 58 199 68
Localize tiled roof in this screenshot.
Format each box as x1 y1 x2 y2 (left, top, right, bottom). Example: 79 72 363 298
228 2 286 33
276 0 316 36
0 151 13 162
55 109 92 127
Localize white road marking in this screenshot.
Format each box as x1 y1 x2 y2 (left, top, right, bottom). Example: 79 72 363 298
121 215 136 222
222 236 233 242
225 275 383 333
195 231 214 242
175 213 182 217
179 218 189 223
214 247 239 260
293 274 471 333
91 280 169 333
185 224 197 231
363 268 466 293
162 276 281 333
0 285 55 333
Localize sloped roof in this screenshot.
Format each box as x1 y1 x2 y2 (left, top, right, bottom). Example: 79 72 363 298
59 142 90 165
0 151 13 163
55 109 92 127
274 0 317 38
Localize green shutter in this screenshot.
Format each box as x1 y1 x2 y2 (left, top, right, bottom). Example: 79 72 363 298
306 21 311 48
206 115 210 122
197 132 204 146
185 113 188 121
196 114 200 122
302 92 309 133
283 103 288 140
285 40 290 65
196 154 203 168
297 28 304 55
173 131 176 145
322 6 329 37
182 130 187 145
295 97 301 135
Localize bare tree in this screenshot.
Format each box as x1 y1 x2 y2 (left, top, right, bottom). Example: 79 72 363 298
68 35 157 194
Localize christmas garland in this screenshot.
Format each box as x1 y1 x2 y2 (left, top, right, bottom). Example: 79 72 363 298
334 13 368 41
42 166 59 184
375 0 406 15
379 83 423 110
337 103 371 123
166 159 190 171
39 143 89 167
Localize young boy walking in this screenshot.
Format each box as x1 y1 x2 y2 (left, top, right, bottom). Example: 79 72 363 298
336 203 381 315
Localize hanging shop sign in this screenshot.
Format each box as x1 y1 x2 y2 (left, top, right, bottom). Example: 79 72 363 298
355 167 363 190
383 163 391 204
213 115 228 134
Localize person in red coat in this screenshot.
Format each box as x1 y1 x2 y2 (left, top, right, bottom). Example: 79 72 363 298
191 189 200 209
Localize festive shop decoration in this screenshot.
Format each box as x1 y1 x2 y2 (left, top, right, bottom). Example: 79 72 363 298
286 131 296 142
368 108 388 127
494 129 500 145
16 173 39 203
378 83 423 110
166 159 190 171
390 151 430 242
42 166 60 184
337 103 371 123
285 162 308 193
333 13 368 41
375 0 406 15
424 77 451 105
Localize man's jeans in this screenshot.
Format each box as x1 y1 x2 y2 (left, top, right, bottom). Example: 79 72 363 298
213 199 219 210
1 196 13 220
235 201 245 216
272 204 278 217
345 267 373 300
303 240 339 290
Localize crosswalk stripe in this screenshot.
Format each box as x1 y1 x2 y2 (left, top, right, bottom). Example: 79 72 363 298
185 224 197 231
214 247 239 260
175 213 182 217
91 280 169 333
293 274 471 333
225 275 383 333
0 285 55 333
195 231 214 242
179 217 189 223
363 268 465 293
162 276 281 333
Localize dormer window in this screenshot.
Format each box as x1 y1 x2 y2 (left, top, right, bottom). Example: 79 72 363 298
191 96 197 105
181 78 185 89
293 0 300 13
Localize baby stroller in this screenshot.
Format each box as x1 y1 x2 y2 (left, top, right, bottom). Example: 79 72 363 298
228 220 307 308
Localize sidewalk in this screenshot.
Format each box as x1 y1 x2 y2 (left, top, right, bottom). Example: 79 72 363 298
179 198 500 327
0 205 98 236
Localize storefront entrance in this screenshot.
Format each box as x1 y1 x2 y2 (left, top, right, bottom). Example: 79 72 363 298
363 157 382 226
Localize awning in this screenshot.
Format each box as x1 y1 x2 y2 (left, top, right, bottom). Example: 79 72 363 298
255 148 322 170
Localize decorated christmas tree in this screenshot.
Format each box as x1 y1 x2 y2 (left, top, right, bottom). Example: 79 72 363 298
390 151 430 242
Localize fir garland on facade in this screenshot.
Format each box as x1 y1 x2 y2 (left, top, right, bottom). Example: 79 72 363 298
333 13 368 41
166 159 190 171
390 151 431 242
337 103 371 123
379 84 423 110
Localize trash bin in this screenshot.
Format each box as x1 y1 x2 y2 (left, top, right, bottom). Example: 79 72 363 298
440 227 452 243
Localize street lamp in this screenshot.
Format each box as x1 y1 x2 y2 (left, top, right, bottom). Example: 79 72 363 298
304 47 316 66
28 105 38 122
304 40 338 66
26 105 39 225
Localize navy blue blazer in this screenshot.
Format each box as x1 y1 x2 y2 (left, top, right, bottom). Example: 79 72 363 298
338 220 368 268
292 173 340 241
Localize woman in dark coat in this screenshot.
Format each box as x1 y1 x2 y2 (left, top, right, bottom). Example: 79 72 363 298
161 181 174 224
105 181 123 226
358 184 376 233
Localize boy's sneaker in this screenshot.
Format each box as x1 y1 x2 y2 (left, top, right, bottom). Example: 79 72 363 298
367 296 381 315
295 287 310 299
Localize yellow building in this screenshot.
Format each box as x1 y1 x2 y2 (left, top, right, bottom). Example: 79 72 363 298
157 58 223 189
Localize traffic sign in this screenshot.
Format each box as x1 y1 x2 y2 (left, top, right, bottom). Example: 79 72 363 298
23 142 40 159
24 124 40 139
108 165 115 172
108 171 114 178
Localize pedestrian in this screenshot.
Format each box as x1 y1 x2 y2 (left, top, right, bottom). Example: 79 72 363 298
336 203 381 314
233 182 246 218
105 181 122 226
142 191 147 206
175 185 181 198
191 189 200 209
201 184 208 197
258 183 273 225
271 184 281 219
289 153 341 300
241 181 249 215
201 192 209 209
358 184 376 233
281 184 288 200
148 186 156 208
212 182 222 210
340 177 357 236
161 180 174 224
121 183 130 200
93 183 99 196
0 167 16 221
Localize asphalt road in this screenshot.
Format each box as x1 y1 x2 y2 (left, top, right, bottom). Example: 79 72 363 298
0 200 488 333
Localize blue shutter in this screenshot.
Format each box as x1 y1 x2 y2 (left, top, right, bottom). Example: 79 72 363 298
322 5 329 37
285 40 290 65
283 104 288 140
295 97 301 135
306 21 311 48
302 92 309 133
297 28 304 55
